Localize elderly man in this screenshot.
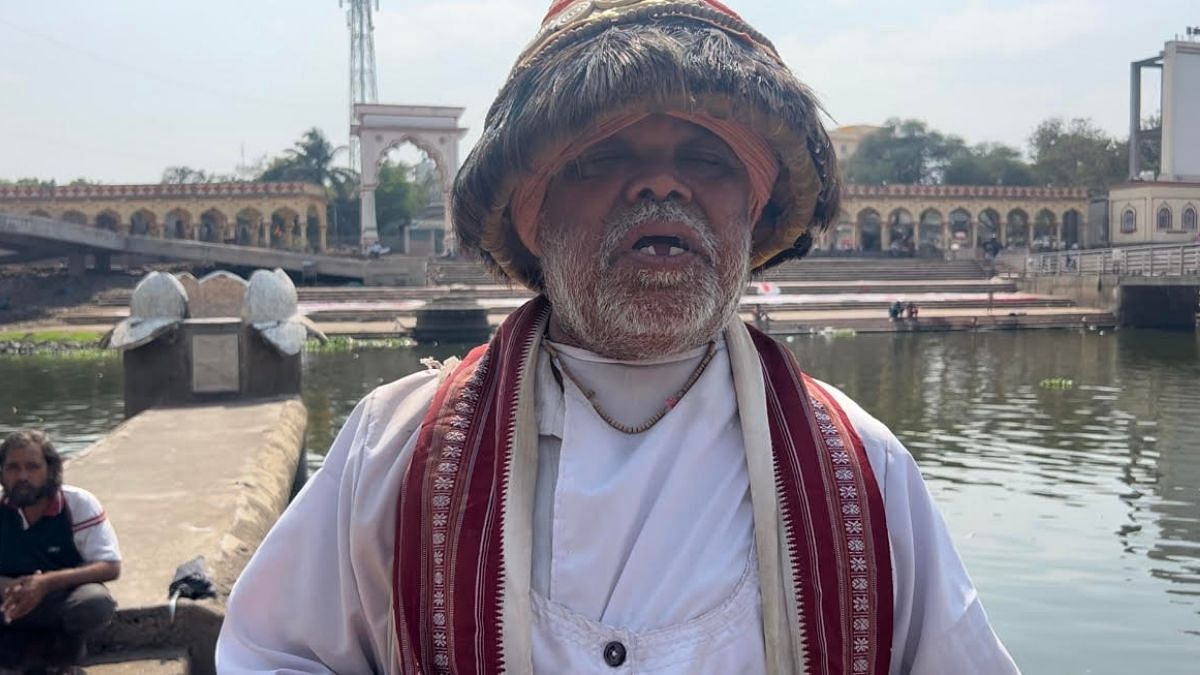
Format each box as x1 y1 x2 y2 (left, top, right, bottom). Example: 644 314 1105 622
218 2 1018 673
1 430 121 666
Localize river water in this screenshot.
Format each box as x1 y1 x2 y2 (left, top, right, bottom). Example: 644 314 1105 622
1 329 1197 674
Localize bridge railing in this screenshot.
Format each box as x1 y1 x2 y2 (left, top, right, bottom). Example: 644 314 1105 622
1025 243 1200 278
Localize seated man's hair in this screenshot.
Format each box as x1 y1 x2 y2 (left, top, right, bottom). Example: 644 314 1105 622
0 430 63 490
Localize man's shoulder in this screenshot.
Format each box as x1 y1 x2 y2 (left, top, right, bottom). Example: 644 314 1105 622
61 485 106 524
361 368 443 421
805 379 896 446
338 368 444 461
804 378 917 480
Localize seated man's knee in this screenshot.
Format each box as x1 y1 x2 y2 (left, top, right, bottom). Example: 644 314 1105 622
61 584 116 635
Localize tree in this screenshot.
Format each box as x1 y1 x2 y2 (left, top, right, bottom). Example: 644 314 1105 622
842 119 965 185
0 178 56 188
374 160 427 238
944 143 1037 186
260 128 356 196
258 129 361 243
161 166 236 184
1028 118 1127 194
1135 113 1161 178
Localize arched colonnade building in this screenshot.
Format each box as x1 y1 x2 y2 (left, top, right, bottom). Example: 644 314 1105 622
819 185 1091 255
0 182 329 253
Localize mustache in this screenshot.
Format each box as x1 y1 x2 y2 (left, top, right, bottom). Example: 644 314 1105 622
599 200 718 267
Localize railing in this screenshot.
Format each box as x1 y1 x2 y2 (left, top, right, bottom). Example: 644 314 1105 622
1024 243 1200 277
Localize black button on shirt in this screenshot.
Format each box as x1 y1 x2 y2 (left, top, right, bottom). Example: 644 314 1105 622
603 641 627 668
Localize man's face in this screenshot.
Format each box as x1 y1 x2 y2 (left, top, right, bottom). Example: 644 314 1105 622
1 445 52 508
537 115 754 359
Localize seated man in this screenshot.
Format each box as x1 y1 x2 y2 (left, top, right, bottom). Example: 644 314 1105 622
0 431 121 667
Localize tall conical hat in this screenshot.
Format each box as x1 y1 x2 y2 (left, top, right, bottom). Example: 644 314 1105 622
452 0 840 289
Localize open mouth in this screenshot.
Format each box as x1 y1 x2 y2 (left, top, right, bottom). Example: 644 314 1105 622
633 235 691 257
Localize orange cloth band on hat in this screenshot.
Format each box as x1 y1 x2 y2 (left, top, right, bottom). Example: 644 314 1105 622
511 112 780 256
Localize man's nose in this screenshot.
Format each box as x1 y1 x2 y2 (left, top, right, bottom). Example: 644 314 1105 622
623 165 694 205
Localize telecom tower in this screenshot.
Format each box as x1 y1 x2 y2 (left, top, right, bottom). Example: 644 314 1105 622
342 0 379 170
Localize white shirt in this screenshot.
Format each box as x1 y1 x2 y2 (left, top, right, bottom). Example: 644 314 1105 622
530 340 766 672
217 331 1018 674
1 485 121 564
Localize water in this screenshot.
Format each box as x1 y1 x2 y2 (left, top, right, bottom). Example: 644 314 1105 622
1 330 1197 674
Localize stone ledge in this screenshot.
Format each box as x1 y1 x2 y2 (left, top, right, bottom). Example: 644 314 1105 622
66 398 307 675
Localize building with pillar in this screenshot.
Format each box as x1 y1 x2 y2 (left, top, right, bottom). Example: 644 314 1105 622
1114 35 1200 246
818 184 1090 255
0 182 329 252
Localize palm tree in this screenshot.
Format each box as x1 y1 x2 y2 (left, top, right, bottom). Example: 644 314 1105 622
262 128 358 197
260 128 361 242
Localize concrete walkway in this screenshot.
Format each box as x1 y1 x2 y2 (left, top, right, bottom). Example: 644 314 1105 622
66 399 307 675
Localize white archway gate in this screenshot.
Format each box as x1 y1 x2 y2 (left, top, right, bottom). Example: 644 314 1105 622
352 104 467 252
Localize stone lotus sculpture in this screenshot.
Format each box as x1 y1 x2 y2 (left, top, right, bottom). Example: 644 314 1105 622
244 269 326 356
106 269 325 355
105 272 188 350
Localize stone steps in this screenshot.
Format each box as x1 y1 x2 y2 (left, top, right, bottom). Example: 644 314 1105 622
428 258 993 285
768 312 1116 334
96 280 1015 307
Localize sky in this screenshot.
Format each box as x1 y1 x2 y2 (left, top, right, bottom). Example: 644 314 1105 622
0 0 1194 184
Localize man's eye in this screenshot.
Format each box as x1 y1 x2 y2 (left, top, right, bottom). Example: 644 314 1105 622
570 153 626 179
680 152 735 175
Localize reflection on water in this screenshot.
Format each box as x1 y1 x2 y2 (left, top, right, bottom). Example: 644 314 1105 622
790 330 1200 673
1 330 1197 673
0 353 124 451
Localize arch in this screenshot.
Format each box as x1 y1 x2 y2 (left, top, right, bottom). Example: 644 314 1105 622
165 208 193 239
1062 209 1083 248
888 208 914 255
271 208 300 249
60 211 88 225
1006 209 1029 248
1120 207 1137 234
95 209 122 233
1183 205 1198 232
918 208 944 253
235 208 263 247
832 219 855 252
857 208 882 252
949 208 971 248
377 135 453 198
1157 205 1172 231
977 208 1001 247
29 209 51 218
353 105 467 251
199 208 228 243
1033 209 1057 251
129 209 157 237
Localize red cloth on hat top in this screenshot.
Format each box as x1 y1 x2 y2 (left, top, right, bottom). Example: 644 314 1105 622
542 0 744 25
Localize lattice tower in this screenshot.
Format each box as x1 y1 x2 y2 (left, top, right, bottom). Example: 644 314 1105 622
342 0 380 170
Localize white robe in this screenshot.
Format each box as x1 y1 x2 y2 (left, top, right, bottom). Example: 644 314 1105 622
217 324 1019 674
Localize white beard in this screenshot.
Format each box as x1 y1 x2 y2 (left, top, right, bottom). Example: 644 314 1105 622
538 201 750 360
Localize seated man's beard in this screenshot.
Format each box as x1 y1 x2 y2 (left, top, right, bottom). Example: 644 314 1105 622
538 200 751 360
4 479 55 507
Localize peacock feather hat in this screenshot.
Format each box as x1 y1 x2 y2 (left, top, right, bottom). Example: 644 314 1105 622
452 0 841 289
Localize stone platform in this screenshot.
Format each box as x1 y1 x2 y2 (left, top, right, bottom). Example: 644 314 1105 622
64 399 307 675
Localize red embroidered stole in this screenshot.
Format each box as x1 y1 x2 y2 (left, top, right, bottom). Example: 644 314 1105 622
394 297 892 674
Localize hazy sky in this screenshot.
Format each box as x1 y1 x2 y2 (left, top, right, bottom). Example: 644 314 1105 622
0 0 1193 184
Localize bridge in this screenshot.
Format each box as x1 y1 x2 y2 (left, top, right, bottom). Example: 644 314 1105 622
1016 242 1200 329
0 212 426 285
